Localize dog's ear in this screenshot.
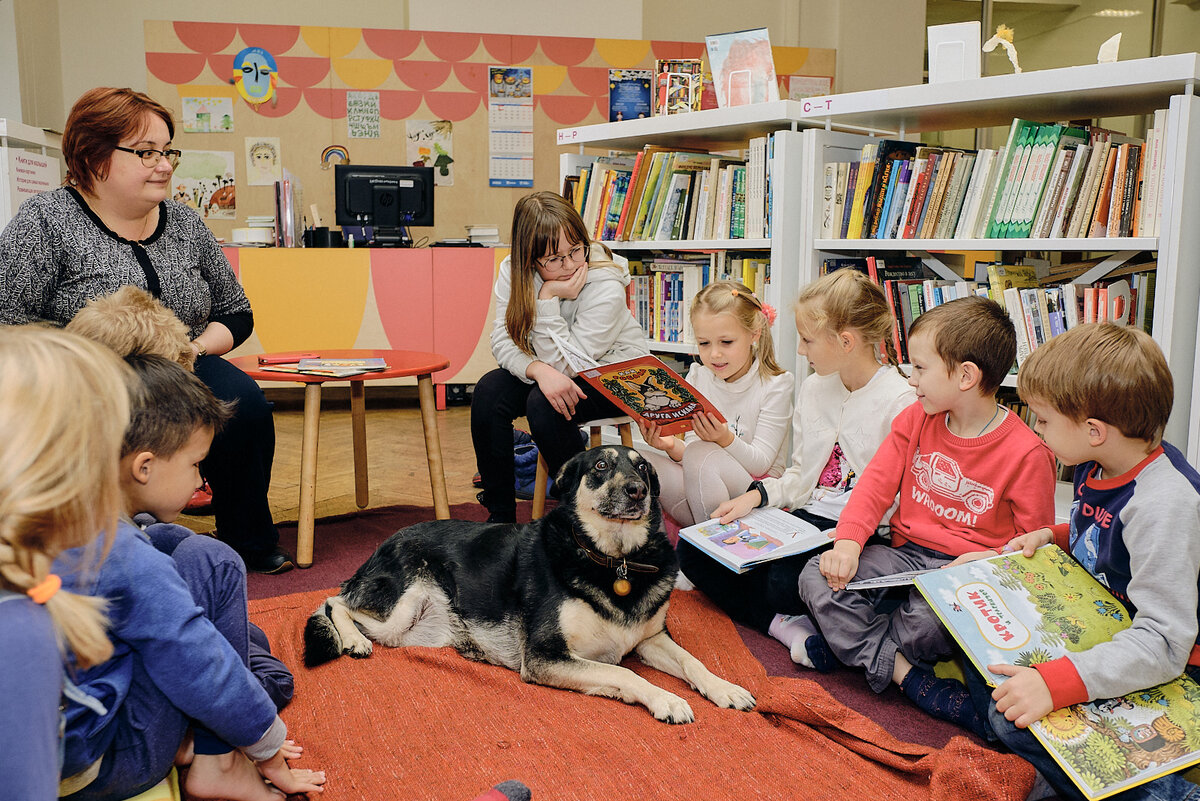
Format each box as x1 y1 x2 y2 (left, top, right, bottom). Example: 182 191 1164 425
553 450 587 500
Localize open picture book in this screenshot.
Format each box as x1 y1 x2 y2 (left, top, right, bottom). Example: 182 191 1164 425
551 332 722 436
913 546 1200 800
677 508 831 574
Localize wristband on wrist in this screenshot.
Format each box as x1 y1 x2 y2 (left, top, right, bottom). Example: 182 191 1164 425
748 480 768 508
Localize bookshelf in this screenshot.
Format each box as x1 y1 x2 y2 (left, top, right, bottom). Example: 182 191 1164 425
793 55 1200 463
557 103 837 363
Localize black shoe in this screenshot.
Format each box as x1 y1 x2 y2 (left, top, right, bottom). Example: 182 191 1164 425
243 546 295 575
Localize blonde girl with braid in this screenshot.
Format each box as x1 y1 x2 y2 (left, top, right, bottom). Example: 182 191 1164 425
682 269 914 664
0 326 131 799
638 281 793 527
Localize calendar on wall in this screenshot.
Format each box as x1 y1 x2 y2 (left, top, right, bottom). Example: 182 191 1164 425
488 66 534 188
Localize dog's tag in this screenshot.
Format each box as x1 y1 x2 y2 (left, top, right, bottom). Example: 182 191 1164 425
613 562 631 596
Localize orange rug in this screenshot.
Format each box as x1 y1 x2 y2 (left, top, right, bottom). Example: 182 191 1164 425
250 588 1035 800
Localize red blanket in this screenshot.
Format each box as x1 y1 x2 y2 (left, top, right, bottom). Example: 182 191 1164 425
250 588 1034 800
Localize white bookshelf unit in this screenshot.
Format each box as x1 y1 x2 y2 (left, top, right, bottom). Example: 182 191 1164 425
556 104 844 363
792 55 1200 463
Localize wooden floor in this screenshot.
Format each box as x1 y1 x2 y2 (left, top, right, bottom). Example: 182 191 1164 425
179 387 483 533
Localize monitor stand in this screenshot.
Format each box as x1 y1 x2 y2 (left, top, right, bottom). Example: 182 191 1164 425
373 226 412 247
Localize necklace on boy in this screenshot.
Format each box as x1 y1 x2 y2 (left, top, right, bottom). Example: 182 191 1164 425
977 404 1003 436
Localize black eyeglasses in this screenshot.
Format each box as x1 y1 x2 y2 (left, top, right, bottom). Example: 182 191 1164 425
538 243 588 272
114 146 181 169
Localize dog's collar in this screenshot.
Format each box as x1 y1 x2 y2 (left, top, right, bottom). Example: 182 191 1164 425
571 528 659 596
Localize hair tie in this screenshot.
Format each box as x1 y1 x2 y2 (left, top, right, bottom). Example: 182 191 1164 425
761 303 777 326
27 574 61 604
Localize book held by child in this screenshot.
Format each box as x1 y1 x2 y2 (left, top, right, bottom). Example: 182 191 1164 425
678 508 829 574
913 546 1200 800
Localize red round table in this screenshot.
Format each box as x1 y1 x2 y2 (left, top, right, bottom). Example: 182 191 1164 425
230 348 451 567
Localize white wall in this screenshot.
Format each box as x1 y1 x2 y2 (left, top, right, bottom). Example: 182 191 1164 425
0 0 23 122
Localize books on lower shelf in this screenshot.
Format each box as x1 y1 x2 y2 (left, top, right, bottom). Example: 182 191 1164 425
678 508 830 574
914 546 1200 800
626 252 771 346
821 113 1167 241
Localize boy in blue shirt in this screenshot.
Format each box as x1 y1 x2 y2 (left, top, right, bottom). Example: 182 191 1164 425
55 356 325 801
971 323 1200 801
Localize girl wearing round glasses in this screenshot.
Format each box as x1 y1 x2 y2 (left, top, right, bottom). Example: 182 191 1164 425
471 191 649 523
0 87 292 576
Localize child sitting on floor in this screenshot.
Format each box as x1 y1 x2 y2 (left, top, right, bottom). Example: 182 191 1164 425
0 327 128 800
682 269 913 661
796 296 1057 731
54 355 325 801
966 323 1200 801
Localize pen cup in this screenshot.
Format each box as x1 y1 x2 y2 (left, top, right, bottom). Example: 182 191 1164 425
303 227 343 248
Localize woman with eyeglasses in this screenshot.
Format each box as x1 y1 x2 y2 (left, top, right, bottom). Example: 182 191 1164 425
0 87 293 576
471 191 649 523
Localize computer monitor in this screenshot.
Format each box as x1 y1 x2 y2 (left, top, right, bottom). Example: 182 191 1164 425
334 164 434 247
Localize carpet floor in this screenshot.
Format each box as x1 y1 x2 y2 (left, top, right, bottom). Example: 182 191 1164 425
252 586 1035 800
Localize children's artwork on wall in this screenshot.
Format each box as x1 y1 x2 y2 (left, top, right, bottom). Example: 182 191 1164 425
347 91 380 139
406 120 454 186
245 137 282 187
182 96 234 133
175 150 236 219
320 145 350 170
232 46 278 105
705 28 780 108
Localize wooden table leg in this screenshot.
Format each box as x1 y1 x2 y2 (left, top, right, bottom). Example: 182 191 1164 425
417 373 450 519
350 380 368 509
297 382 322 568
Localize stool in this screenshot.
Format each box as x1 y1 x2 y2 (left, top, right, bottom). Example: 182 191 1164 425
531 416 634 518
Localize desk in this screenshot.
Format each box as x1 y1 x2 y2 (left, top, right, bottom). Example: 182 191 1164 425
230 348 451 567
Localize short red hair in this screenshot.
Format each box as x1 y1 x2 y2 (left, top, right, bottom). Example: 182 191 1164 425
62 88 175 194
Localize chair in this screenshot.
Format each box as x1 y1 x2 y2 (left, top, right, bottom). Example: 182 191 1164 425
531 416 634 518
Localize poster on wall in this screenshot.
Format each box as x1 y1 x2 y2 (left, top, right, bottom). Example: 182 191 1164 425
347 91 380 139
182 97 234 133
174 150 236 219
406 120 455 186
487 66 533 188
244 137 282 187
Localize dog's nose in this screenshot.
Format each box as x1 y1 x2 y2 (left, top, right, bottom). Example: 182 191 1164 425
625 481 646 501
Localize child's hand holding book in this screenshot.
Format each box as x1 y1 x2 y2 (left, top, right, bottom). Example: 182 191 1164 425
989 663 1054 728
691 412 735 447
819 539 863 590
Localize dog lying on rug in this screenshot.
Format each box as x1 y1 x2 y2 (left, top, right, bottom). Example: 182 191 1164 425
304 445 755 723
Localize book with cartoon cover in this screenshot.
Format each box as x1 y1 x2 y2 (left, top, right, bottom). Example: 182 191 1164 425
578 355 724 436
677 508 829 574
914 546 1200 800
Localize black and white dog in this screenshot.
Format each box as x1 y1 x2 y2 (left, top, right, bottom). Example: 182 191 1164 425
304 445 754 723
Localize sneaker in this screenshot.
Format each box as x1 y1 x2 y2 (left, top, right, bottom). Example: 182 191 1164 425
243 546 295 575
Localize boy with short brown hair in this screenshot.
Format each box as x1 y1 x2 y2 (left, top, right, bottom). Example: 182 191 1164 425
794 296 1057 731
973 322 1200 801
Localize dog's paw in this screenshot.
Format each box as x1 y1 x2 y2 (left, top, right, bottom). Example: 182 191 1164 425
702 678 756 711
342 636 374 659
647 691 695 724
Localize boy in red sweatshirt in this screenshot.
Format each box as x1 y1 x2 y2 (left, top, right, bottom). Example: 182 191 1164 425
795 296 1057 730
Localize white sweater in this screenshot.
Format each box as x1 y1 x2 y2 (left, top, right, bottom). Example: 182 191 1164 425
684 360 795 478
489 245 648 382
760 365 915 513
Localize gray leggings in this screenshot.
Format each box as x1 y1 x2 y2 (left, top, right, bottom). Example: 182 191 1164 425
642 440 754 525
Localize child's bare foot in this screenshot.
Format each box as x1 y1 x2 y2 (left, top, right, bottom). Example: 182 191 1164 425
255 748 326 795
185 751 284 801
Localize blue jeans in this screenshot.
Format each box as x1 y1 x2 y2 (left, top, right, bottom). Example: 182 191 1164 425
965 663 1200 801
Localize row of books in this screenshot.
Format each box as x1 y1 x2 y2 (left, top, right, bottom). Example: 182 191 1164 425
565 137 772 244
821 111 1168 241
985 261 1156 366
825 256 1156 367
627 253 770 345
